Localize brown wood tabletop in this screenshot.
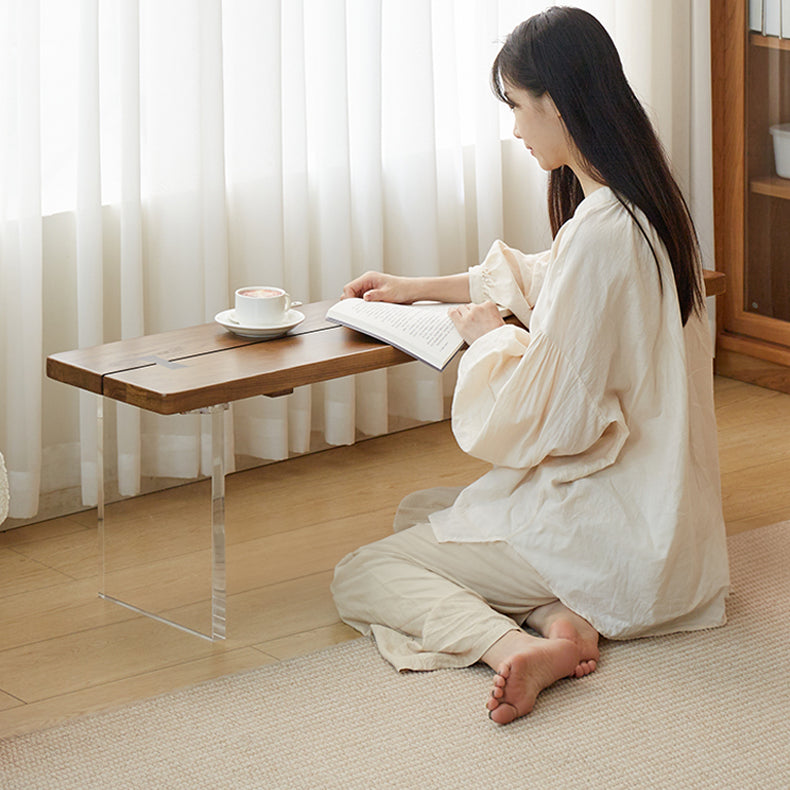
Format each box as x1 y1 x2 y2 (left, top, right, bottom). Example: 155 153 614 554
46 301 339 396
102 327 416 414
47 300 418 413
47 271 726 415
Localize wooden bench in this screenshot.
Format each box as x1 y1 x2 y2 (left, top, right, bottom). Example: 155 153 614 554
46 270 726 639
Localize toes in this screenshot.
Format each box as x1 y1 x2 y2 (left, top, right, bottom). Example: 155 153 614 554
493 675 506 688
491 686 504 699
580 659 597 675
570 659 597 678
496 661 512 680
488 702 519 725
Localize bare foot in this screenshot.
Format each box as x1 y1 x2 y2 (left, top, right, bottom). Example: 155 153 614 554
482 632 580 725
547 618 599 678
526 602 600 679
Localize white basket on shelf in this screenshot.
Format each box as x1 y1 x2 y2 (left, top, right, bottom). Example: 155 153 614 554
770 124 790 178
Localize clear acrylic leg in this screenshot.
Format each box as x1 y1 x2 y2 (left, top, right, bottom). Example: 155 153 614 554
209 403 227 639
97 396 227 641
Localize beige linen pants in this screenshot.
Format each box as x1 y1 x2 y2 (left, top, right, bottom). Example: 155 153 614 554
331 487 558 671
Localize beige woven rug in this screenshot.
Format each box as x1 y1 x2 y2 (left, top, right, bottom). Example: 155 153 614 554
2 523 789 789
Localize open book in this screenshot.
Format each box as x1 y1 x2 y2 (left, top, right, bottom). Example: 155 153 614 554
325 298 511 371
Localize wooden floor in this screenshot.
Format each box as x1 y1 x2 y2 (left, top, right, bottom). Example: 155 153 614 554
1 375 789 739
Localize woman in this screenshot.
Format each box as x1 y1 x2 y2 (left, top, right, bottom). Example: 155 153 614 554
331 6 729 725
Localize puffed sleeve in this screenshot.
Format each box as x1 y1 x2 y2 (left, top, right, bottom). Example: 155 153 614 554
468 240 550 327
451 323 629 479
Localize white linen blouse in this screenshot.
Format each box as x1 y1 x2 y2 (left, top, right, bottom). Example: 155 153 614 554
429 186 730 639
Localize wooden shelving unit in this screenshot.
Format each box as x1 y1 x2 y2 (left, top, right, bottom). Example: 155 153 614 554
712 0 790 392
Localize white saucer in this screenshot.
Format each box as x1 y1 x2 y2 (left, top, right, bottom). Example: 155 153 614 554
214 308 305 339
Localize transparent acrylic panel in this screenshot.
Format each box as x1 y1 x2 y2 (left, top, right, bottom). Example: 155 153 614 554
98 398 226 641
745 32 790 321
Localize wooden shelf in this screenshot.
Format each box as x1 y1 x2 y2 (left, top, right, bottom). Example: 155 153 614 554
750 32 790 50
751 175 790 199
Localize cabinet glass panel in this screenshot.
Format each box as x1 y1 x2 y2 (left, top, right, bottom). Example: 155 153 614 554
746 30 790 321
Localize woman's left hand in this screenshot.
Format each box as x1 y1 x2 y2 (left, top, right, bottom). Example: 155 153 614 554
448 301 505 345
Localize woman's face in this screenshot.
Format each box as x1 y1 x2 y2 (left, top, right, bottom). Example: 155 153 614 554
504 83 571 172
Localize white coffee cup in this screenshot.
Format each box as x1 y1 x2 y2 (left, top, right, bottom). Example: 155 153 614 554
234 286 294 326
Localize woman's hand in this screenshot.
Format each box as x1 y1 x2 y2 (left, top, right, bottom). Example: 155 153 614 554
342 271 415 303
448 301 505 345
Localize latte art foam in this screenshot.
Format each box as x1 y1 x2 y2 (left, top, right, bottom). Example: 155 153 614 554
238 287 282 298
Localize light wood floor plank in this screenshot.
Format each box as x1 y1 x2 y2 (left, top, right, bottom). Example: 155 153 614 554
0 549 74 598
254 623 361 661
0 690 23 712
721 459 790 527
194 571 341 648
0 516 91 548
0 578 136 652
0 616 221 703
3 529 100 581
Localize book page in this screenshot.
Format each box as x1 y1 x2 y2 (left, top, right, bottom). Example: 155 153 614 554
344 300 461 347
326 299 464 370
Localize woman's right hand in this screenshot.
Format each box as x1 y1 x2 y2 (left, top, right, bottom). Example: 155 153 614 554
342 271 414 303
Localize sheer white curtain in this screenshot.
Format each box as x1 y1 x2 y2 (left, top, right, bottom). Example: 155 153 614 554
0 0 715 522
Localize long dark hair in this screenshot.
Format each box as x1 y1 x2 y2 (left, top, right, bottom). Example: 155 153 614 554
491 6 703 325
